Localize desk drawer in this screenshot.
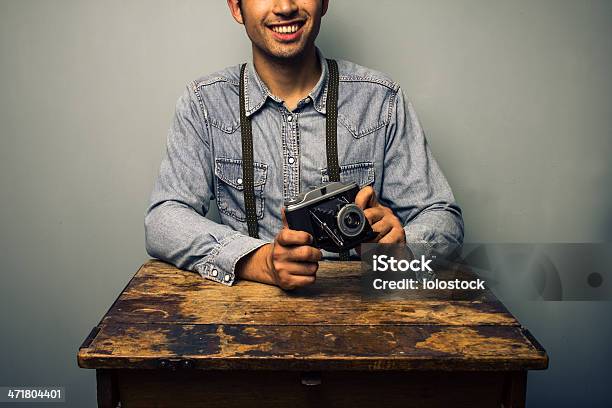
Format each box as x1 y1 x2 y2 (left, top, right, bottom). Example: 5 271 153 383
110 369 524 408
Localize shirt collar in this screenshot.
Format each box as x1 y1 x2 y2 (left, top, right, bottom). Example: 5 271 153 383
243 47 329 116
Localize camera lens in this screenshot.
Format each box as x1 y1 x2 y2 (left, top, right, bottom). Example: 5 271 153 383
337 204 366 238
344 212 361 229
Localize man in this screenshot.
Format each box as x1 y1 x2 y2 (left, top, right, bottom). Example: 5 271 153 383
145 0 464 290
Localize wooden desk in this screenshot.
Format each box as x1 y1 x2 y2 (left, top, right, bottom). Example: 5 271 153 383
78 260 547 407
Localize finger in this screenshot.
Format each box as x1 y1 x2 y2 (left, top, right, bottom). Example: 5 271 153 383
371 220 393 241
286 261 319 276
364 207 385 225
379 227 406 244
280 274 316 290
354 186 377 210
277 229 313 246
281 207 288 228
287 245 322 262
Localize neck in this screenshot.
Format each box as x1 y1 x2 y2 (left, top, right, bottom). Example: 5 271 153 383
251 45 321 109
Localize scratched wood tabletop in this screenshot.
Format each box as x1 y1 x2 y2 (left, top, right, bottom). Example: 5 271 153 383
78 259 548 372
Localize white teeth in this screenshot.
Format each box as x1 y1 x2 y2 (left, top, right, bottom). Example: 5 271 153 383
272 24 299 34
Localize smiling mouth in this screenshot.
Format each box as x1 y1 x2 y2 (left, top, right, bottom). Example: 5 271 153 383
268 21 305 35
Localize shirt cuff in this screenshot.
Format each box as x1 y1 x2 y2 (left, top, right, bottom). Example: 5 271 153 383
193 233 268 286
404 223 463 263
404 225 434 259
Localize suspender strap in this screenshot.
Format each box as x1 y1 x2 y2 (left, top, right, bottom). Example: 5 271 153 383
239 63 259 239
325 59 341 183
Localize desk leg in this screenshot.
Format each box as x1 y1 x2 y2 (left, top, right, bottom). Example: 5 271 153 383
502 371 527 408
96 369 119 408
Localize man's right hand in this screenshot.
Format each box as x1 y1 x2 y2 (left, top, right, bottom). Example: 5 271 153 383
236 209 322 290
265 209 322 290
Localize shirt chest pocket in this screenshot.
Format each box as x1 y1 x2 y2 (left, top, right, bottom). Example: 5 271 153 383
321 161 375 188
214 157 268 222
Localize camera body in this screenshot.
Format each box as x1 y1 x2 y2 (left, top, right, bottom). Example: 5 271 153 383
284 181 376 253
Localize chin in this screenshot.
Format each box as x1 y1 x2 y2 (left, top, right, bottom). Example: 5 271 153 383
267 44 308 60
272 50 305 59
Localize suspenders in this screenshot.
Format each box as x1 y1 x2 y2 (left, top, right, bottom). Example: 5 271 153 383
324 59 342 184
239 59 350 259
239 63 260 238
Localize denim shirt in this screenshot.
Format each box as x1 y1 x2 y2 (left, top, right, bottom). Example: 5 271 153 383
145 49 464 286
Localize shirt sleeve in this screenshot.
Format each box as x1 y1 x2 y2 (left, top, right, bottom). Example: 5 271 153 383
144 84 268 286
379 87 464 258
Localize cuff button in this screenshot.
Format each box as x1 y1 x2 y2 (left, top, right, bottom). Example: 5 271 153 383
224 274 231 282
211 269 218 277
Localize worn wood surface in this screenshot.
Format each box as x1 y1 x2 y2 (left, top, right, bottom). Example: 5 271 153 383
78 260 548 371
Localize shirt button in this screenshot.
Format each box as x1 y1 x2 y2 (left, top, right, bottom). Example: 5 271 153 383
211 269 218 277
288 157 295 164
236 177 243 185
224 274 231 282
287 115 293 122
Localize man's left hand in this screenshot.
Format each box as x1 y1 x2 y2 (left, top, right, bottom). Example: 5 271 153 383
354 186 406 244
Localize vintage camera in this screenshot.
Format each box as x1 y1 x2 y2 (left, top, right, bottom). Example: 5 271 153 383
284 181 376 252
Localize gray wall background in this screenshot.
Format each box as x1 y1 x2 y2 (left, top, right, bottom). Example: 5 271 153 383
1 0 610 406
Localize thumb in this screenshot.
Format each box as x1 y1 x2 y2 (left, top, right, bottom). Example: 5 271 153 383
281 206 288 228
355 186 377 209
